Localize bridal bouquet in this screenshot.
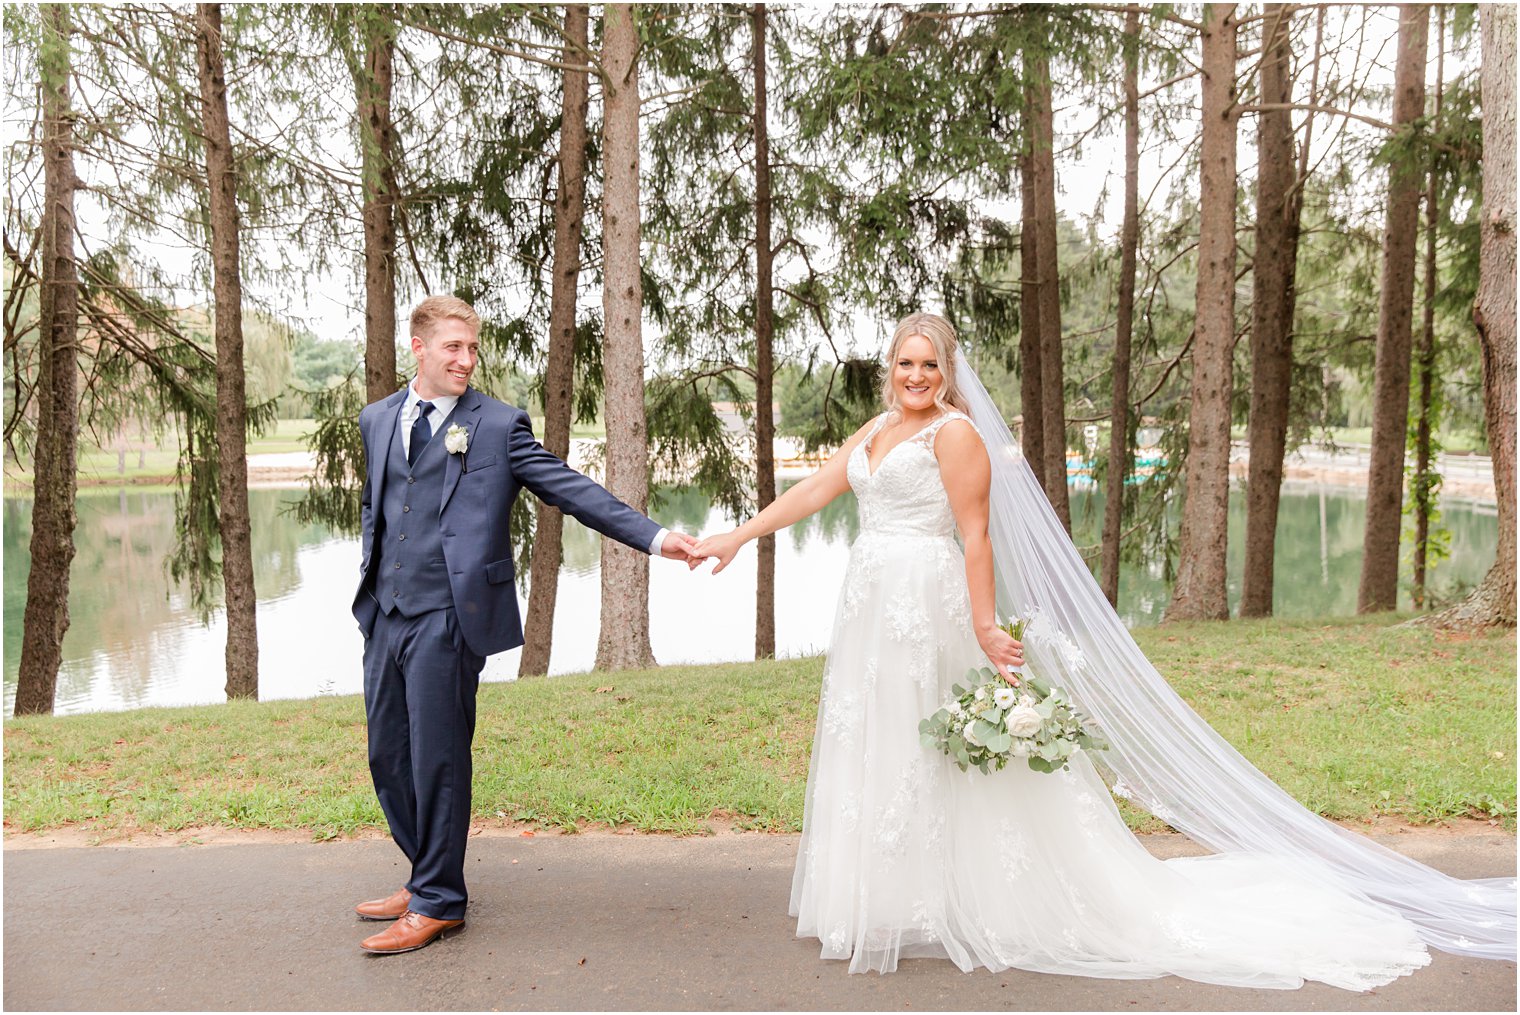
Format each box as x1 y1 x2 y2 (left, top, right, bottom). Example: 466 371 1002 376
919 618 1109 775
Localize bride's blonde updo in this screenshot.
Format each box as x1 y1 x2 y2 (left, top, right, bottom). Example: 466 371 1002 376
880 312 972 417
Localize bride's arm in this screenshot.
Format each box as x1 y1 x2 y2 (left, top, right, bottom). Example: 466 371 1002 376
938 419 1025 682
692 416 879 574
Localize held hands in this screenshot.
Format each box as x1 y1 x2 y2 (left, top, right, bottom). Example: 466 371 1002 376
656 529 737 570
978 623 1025 686
659 531 705 564
689 530 744 574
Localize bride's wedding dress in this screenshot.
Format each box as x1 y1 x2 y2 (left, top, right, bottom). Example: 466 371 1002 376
790 409 1450 988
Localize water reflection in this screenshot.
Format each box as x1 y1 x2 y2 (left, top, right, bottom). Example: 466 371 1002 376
2 481 1499 715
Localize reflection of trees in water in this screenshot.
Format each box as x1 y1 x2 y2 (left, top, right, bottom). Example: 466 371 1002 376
558 514 604 575
4 492 180 709
1422 498 1500 604
556 481 864 569
4 489 338 710
1074 484 1499 624
785 481 860 550
3 501 33 703
257 491 332 600
3 480 1503 712
650 484 712 533
75 491 182 707
559 485 722 575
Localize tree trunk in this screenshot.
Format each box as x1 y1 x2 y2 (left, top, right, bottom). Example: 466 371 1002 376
1029 43 1071 531
1240 3 1302 618
1101 6 1140 609
753 2 776 660
196 2 259 699
1018 141 1045 483
1424 3 1516 629
596 2 655 671
1167 2 1238 623
1412 8 1445 610
1358 5 1429 614
357 6 399 405
520 3 590 678
15 5 80 717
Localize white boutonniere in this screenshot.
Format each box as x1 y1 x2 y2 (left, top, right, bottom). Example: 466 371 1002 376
445 423 470 471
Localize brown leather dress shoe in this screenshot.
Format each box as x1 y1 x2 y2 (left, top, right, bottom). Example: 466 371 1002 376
354 887 412 922
360 911 464 954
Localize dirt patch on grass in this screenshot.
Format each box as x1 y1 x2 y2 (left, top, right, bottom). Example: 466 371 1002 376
6 813 1508 851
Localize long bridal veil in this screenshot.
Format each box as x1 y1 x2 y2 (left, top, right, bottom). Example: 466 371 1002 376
954 350 1516 961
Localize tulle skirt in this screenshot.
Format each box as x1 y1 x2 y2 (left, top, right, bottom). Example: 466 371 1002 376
789 532 1432 989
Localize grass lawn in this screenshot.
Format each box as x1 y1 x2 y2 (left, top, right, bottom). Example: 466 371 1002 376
3 615 1513 841
4 418 607 493
529 415 606 441
1226 424 1489 455
4 419 319 492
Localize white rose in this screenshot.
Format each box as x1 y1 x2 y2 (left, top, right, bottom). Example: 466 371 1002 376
993 686 1017 710
963 723 983 747
948 702 964 718
1018 694 1036 709
1005 705 1043 738
444 424 469 454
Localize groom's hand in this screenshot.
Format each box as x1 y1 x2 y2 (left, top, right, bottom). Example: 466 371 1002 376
659 530 705 564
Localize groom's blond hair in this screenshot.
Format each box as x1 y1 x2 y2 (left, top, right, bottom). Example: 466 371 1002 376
410 295 481 341
881 312 971 417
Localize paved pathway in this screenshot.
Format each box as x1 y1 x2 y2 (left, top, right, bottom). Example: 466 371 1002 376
4 831 1514 1011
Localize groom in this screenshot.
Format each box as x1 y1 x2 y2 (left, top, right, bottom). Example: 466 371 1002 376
350 295 699 954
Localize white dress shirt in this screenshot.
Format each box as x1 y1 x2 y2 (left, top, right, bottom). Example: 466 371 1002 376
401 382 667 555
399 384 460 459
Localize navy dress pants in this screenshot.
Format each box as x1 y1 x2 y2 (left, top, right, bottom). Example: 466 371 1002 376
362 607 486 921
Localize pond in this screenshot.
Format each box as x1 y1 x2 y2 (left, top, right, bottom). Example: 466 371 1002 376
3 481 1499 715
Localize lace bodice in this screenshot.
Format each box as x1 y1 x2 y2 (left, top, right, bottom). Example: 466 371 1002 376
848 412 978 538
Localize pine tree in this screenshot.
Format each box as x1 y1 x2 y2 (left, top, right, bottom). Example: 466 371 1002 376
1240 3 1305 618
1358 5 1430 614
1425 3 1516 629
14 5 80 716
195 2 258 698
752 2 777 660
1027 34 1071 532
521 3 591 678
1168 2 1238 623
1101 5 1141 609
596 2 655 671
1411 7 1446 611
351 5 401 406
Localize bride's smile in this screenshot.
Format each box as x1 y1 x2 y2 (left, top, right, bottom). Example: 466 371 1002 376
892 336 943 415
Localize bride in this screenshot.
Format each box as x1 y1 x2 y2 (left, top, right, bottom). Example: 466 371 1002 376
691 312 1514 989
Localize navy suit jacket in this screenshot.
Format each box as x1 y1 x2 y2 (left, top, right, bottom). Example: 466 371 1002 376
352 386 662 656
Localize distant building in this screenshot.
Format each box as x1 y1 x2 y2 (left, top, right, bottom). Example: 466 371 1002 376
710 401 780 439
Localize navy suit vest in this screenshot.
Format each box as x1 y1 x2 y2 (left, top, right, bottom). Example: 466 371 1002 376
374 408 455 617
